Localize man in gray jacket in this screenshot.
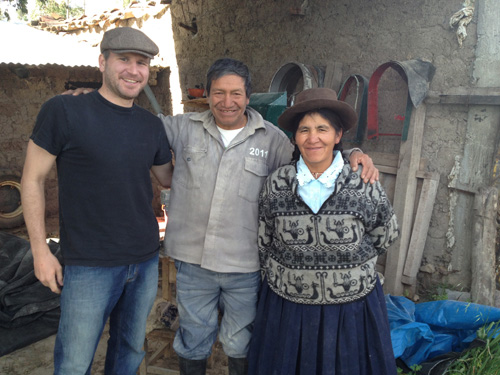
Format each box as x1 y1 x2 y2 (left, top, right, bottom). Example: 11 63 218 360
159 58 378 375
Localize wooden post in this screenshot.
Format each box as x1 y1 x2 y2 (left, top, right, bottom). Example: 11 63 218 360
383 103 426 295
471 186 498 306
401 171 440 294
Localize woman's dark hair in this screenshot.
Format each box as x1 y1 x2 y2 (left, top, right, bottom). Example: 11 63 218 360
290 108 344 162
206 58 252 98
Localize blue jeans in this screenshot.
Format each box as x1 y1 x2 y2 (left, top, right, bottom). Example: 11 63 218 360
54 254 159 375
173 261 261 360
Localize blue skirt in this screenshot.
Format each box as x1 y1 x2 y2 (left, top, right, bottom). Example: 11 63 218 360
248 277 397 375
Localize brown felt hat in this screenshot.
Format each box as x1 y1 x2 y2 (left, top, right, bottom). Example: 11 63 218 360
100 27 159 59
278 88 357 133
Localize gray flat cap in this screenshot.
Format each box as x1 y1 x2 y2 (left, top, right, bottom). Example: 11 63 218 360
100 27 159 59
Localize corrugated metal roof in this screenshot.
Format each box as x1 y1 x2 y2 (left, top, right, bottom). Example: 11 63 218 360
0 21 99 67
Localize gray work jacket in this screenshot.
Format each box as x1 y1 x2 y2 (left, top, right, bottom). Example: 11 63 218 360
160 108 294 273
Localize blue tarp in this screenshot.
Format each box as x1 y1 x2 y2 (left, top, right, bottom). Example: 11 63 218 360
386 295 500 367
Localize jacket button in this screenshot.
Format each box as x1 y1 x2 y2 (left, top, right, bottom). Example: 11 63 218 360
187 157 191 161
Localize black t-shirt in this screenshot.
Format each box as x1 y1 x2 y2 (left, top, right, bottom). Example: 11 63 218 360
31 91 172 266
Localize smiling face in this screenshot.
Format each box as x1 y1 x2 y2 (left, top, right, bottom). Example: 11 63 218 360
295 112 343 173
98 51 150 107
207 74 250 130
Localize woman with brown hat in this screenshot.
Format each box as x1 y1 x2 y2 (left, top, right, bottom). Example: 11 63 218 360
247 88 399 375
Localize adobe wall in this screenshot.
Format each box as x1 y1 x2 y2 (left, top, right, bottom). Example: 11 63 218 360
167 0 484 293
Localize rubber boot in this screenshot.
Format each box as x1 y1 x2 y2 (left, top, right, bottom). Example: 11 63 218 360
228 356 248 375
178 356 207 375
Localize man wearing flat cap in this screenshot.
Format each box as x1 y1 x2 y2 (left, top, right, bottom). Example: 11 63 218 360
21 27 173 374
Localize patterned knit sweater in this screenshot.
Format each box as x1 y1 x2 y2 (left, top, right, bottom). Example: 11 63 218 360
258 161 399 305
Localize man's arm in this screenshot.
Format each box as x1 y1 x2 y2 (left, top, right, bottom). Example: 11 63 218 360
347 150 379 184
151 161 173 188
21 140 63 294
61 88 95 96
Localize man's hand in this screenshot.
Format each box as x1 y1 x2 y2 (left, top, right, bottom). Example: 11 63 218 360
33 245 63 294
61 87 95 96
349 151 379 184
